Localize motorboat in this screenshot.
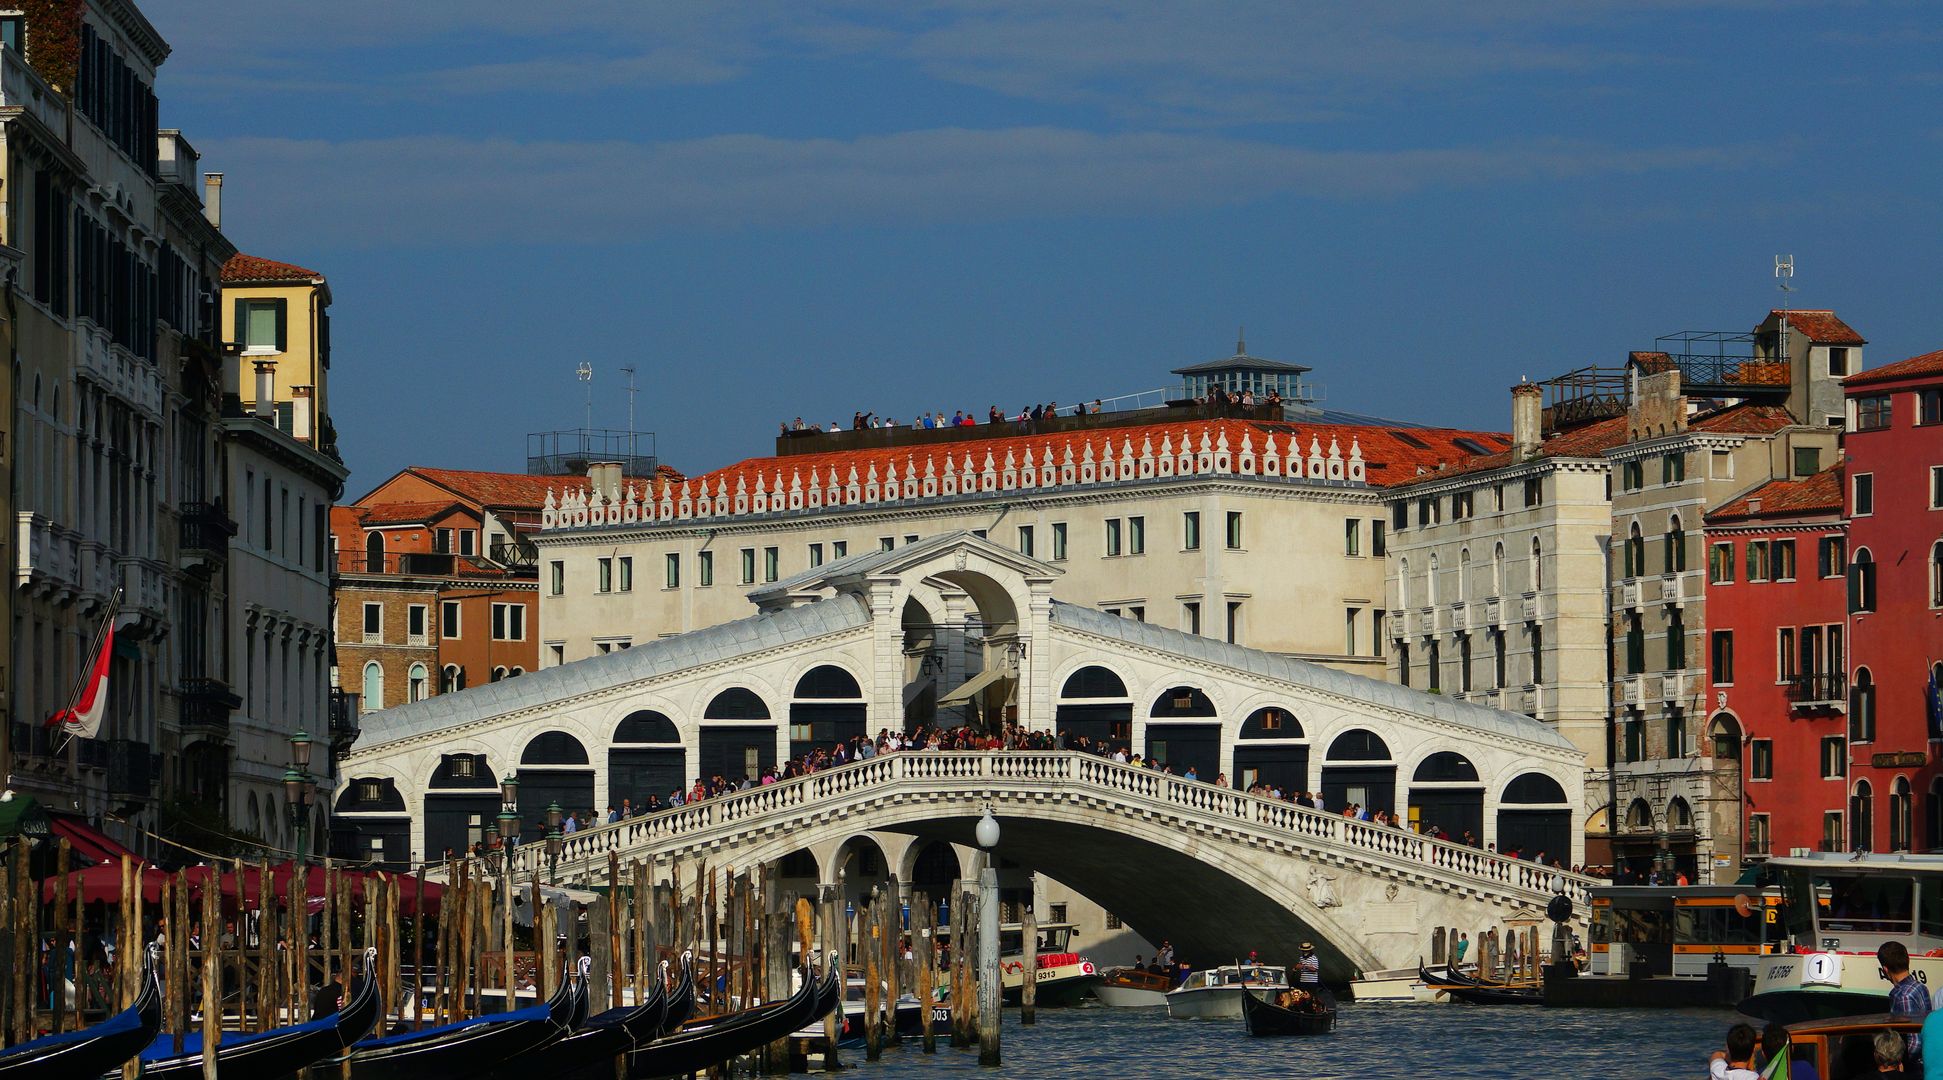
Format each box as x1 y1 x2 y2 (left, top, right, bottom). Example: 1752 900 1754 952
935 920 1102 1007
1240 987 1336 1037
1091 966 1173 1007
1165 963 1289 1019
1347 966 1432 1003
1742 853 1943 1023
626 956 835 1079
346 956 576 1080
136 947 382 1079
0 965 160 1079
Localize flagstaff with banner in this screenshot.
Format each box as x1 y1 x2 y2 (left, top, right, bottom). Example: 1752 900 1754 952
48 589 122 746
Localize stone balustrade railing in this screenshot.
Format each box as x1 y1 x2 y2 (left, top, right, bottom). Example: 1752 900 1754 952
506 750 1596 907
540 425 1369 531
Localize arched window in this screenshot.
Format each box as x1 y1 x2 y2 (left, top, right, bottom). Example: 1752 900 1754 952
364 530 384 573
705 687 771 720
1427 554 1439 606
1708 713 1742 760
1397 558 1411 609
1891 777 1913 852
1667 797 1693 830
521 731 590 765
408 663 429 702
1492 542 1505 597
440 664 465 694
1851 780 1874 852
1503 773 1569 804
1531 537 1543 591
1931 541 1943 608
509 666 524 677
1850 668 1876 743
361 661 383 711
1625 522 1646 579
1150 686 1216 718
615 711 680 742
1239 707 1303 740
1412 752 1480 783
490 666 508 682
1625 798 1653 830
1458 548 1471 602
1850 548 1876 613
1326 729 1392 762
795 665 863 699
1060 666 1128 699
1666 514 1686 573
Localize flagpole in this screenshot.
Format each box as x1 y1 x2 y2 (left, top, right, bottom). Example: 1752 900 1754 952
53 588 122 759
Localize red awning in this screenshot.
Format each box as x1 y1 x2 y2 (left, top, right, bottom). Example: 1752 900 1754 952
50 816 139 867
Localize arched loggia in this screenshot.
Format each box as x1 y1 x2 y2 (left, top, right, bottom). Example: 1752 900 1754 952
1146 686 1220 780
1497 773 1571 860
424 752 499 859
518 731 595 829
1233 707 1307 794
1408 752 1482 841
610 711 686 807
789 666 866 758
1056 666 1132 747
1320 730 1395 815
699 688 776 782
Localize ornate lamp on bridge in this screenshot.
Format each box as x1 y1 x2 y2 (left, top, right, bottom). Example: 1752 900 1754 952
282 729 318 871
545 800 565 883
975 808 1001 1067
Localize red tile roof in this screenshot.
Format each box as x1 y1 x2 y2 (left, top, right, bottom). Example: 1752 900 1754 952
1758 309 1865 346
1689 402 1796 435
223 253 324 284
664 418 1507 500
1629 351 1676 374
1843 347 1943 388
358 500 470 526
410 468 590 510
1708 463 1844 522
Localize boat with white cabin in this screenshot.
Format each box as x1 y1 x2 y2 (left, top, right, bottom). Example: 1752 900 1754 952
1165 963 1289 1019
1741 853 1943 1024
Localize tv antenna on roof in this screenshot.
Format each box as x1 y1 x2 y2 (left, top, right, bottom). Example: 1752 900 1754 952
620 364 639 459
576 361 593 432
1774 255 1795 361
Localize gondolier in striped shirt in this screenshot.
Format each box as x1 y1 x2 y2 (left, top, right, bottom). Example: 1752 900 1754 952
1296 943 1321 984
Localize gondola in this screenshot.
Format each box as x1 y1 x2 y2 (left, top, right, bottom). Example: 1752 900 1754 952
658 957 696 1035
1443 982 1543 1006
491 958 669 1080
626 956 835 1080
0 964 160 1079
135 947 382 1079
346 953 577 1080
1240 988 1336 1037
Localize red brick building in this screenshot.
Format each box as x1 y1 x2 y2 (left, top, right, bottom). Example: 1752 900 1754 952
1704 465 1848 858
1841 349 1943 853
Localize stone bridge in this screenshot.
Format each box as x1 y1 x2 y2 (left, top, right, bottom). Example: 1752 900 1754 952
505 750 1593 981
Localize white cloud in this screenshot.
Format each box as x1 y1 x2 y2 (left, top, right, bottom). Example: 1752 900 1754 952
205 125 1756 249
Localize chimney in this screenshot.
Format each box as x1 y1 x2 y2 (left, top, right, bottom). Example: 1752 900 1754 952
291 385 314 442
203 172 223 229
587 461 623 504
253 360 276 420
1511 382 1542 457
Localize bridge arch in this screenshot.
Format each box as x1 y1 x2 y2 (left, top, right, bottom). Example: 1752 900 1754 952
1233 705 1308 794
1144 684 1222 780
1321 729 1396 815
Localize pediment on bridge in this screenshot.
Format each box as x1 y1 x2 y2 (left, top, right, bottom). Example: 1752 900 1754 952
750 530 1060 611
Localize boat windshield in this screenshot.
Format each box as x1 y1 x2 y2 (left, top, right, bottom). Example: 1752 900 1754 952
1782 870 1915 937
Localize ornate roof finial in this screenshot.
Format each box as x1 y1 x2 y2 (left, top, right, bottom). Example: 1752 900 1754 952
1236 326 1247 355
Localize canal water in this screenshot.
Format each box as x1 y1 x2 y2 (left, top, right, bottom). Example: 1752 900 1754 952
842 1002 1740 1078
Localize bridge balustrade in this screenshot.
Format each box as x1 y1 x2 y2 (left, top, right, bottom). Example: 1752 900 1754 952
506 750 1594 906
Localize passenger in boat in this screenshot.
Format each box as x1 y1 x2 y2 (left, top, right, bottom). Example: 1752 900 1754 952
1875 1030 1909 1073
1883 941 1932 1062
311 962 345 1018
1708 1022 1760 1080
1755 1022 1819 1080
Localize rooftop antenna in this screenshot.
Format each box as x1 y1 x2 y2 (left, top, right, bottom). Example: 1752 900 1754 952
1236 325 1247 355
620 364 639 460
1774 254 1795 360
576 361 593 433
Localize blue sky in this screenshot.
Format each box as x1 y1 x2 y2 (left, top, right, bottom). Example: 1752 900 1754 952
143 1 1943 493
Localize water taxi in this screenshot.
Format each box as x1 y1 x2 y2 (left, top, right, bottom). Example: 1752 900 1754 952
1091 966 1174 1007
1741 852 1943 1023
1165 963 1290 1019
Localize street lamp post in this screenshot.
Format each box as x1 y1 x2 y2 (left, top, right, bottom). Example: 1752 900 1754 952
974 808 1001 1068
545 801 564 884
284 729 317 870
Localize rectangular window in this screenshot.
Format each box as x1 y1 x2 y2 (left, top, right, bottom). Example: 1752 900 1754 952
1745 541 1770 583
1854 394 1891 432
1778 627 1798 681
1457 632 1473 692
459 529 476 556
739 548 756 584
1374 609 1386 657
1818 535 1846 578
1750 740 1773 781
1773 540 1795 582
1625 613 1645 675
549 643 565 666
240 298 285 352
1344 607 1359 655
763 546 779 582
1391 502 1408 533
904 534 919 546
665 552 680 588
1128 516 1145 555
1932 466 1943 510
1182 601 1201 636
1492 628 1507 689
1493 484 1506 513
1709 542 1735 584
361 602 382 643
879 537 895 553
1371 520 1387 557
1226 601 1242 645
832 541 847 559
1130 605 1145 623
1183 511 1201 551
1428 640 1442 692
1225 511 1243 549
1711 630 1734 684
1344 519 1361 557
1794 446 1822 477
1821 737 1846 780
597 557 613 593
1523 477 1543 507
1624 714 1644 763
1853 474 1874 516
1417 497 1438 526
434 527 453 553
1452 491 1473 520
1529 622 1544 685
1666 607 1685 670
491 603 526 641
407 604 428 644
1398 641 1412 687
1827 347 1850 377
1622 460 1643 491
1052 522 1068 561
808 543 823 568
1922 389 1943 426
441 600 461 639
1749 813 1771 856
1710 450 1734 480
618 556 633 592
1665 708 1686 757
549 560 564 595
1661 453 1685 484
1822 812 1844 853
1104 518 1122 557
698 550 714 587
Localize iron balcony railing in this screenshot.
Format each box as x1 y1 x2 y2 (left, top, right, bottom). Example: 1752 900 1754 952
329 690 362 752
1786 672 1847 707
178 501 237 561
179 677 242 733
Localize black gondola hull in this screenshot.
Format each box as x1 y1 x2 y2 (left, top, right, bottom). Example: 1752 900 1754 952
0 973 160 1080
1240 990 1336 1037
628 966 833 1079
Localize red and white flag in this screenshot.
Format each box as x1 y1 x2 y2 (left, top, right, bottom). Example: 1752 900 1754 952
48 613 116 739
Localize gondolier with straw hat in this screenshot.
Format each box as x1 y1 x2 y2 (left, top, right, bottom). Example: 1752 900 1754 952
1296 943 1321 985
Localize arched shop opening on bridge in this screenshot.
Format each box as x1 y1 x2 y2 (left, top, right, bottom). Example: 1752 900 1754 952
1321 729 1395 816
1409 752 1482 840
425 752 499 861
1146 686 1219 779
1497 772 1572 859
610 711 685 808
790 665 867 757
699 687 776 781
518 731 595 827
1234 706 1307 794
1054 666 1132 746
331 776 410 869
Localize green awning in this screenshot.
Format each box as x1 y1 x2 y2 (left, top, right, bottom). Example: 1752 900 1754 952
0 794 51 840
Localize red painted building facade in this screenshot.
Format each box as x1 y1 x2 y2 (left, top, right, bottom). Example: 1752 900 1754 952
1842 349 1943 853
1705 466 1848 858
